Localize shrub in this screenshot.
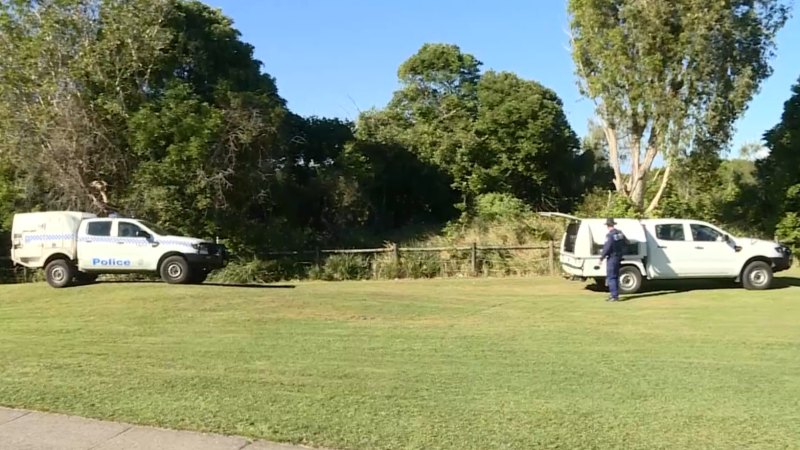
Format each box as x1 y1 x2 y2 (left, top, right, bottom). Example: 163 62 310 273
576 188 641 219
399 251 441 278
209 258 301 284
775 212 800 259
314 254 371 281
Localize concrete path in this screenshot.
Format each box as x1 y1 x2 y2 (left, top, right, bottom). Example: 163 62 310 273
0 406 319 450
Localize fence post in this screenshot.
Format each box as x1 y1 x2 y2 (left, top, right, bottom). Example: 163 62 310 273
548 240 556 275
471 242 478 276
392 242 399 263
314 247 321 270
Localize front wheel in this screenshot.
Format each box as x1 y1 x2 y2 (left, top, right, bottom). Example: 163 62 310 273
160 256 190 284
618 266 643 295
45 259 75 288
742 261 773 290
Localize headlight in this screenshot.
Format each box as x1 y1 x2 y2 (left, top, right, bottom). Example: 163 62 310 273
192 243 209 254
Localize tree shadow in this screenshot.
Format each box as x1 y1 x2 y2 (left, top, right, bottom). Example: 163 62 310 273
585 276 800 301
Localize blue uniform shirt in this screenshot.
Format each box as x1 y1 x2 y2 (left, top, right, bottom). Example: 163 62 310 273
601 229 626 260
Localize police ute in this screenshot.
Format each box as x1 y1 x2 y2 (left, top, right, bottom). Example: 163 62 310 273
540 213 794 295
10 211 227 288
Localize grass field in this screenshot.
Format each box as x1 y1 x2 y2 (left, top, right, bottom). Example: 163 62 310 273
1 273 799 449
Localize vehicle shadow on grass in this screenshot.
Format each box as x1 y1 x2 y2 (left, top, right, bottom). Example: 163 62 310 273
88 280 296 289
203 282 295 289
584 277 800 301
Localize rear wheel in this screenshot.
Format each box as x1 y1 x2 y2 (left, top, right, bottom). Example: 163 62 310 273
618 266 643 295
160 256 190 284
45 259 75 289
742 261 772 290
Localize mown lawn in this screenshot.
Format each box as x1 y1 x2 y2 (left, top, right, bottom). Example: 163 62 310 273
1 273 799 449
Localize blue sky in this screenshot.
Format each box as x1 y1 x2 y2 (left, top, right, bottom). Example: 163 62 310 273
204 0 799 157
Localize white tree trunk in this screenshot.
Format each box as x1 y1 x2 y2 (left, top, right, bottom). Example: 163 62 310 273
601 124 626 194
645 162 671 214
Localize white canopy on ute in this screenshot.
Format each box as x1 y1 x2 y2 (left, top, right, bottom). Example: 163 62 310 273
586 218 646 246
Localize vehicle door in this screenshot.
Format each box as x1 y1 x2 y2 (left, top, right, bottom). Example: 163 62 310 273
645 222 696 279
115 221 160 271
687 223 738 276
77 220 117 271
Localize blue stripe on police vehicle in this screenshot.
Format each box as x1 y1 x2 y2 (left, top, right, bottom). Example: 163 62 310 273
24 234 73 243
24 234 196 248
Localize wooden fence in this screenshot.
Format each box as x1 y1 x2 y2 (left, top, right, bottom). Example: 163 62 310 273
259 241 559 279
0 241 561 283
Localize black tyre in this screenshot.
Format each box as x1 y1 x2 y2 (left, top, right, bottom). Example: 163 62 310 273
742 261 772 290
618 266 643 295
45 259 75 288
160 256 190 284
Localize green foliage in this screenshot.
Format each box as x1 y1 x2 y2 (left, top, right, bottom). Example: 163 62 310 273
209 258 298 284
654 150 724 222
474 71 585 209
0 0 171 211
775 212 800 257
126 82 227 238
774 184 800 255
397 251 442 279
473 193 531 223
360 43 604 213
757 78 800 234
575 189 641 219
311 254 372 281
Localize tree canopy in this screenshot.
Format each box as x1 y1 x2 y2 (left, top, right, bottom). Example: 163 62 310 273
358 43 608 213
756 78 800 249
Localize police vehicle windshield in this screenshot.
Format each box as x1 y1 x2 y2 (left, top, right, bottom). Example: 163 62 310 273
139 220 179 236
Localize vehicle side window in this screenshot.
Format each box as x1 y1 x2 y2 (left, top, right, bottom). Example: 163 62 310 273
118 222 143 238
655 224 685 241
691 224 721 242
86 221 112 237
564 222 579 253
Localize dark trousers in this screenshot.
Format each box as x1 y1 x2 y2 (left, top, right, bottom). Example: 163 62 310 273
606 256 621 298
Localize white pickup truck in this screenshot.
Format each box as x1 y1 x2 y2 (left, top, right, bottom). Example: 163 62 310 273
541 213 794 294
10 211 227 288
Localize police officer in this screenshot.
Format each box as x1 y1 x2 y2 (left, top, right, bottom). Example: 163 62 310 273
599 218 626 302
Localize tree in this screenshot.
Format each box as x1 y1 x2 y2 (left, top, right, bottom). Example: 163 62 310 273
124 0 291 250
366 43 483 210
361 43 597 213
568 0 789 212
757 77 800 245
475 71 588 210
0 0 171 213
